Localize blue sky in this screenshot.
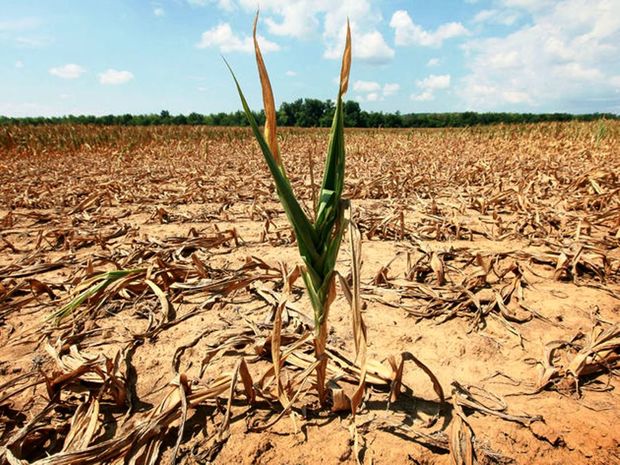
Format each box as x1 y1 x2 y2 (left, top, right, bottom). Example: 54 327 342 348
2 0 620 117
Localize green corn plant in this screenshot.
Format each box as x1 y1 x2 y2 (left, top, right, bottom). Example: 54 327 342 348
50 269 144 323
226 14 351 405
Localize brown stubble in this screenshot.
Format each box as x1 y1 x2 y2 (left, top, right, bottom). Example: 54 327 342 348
0 120 619 465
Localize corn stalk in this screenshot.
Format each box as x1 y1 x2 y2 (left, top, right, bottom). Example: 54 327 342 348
226 14 351 405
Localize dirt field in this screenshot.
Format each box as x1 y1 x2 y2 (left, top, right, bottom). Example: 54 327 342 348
1 122 619 465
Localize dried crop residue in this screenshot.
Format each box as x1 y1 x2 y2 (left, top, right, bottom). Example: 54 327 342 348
1 122 619 465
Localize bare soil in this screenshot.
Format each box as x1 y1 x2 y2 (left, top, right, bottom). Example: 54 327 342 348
1 123 619 465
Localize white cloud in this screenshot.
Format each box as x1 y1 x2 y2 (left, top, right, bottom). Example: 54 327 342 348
323 27 394 64
486 50 520 68
390 10 469 47
196 23 280 53
473 9 520 26
411 91 434 101
200 1 393 65
153 7 165 17
502 0 554 11
427 58 440 67
502 90 531 104
353 80 381 92
286 70 297 77
235 0 376 42
0 18 41 32
459 0 620 111
410 74 450 102
555 62 604 81
49 64 86 79
15 60 24 68
354 81 400 102
473 10 494 23
383 83 400 96
352 30 395 64
417 74 451 90
15 36 52 48
0 18 51 48
99 69 134 85
263 2 320 39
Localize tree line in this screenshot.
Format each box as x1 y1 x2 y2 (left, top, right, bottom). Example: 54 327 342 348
1 98 617 128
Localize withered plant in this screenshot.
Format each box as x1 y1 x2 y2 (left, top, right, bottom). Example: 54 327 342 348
226 15 352 404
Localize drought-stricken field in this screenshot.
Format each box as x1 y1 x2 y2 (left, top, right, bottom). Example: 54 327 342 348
1 122 619 465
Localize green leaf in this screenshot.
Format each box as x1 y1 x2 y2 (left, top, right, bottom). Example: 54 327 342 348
224 59 320 264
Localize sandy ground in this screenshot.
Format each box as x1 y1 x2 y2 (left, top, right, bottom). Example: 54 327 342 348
1 124 619 465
